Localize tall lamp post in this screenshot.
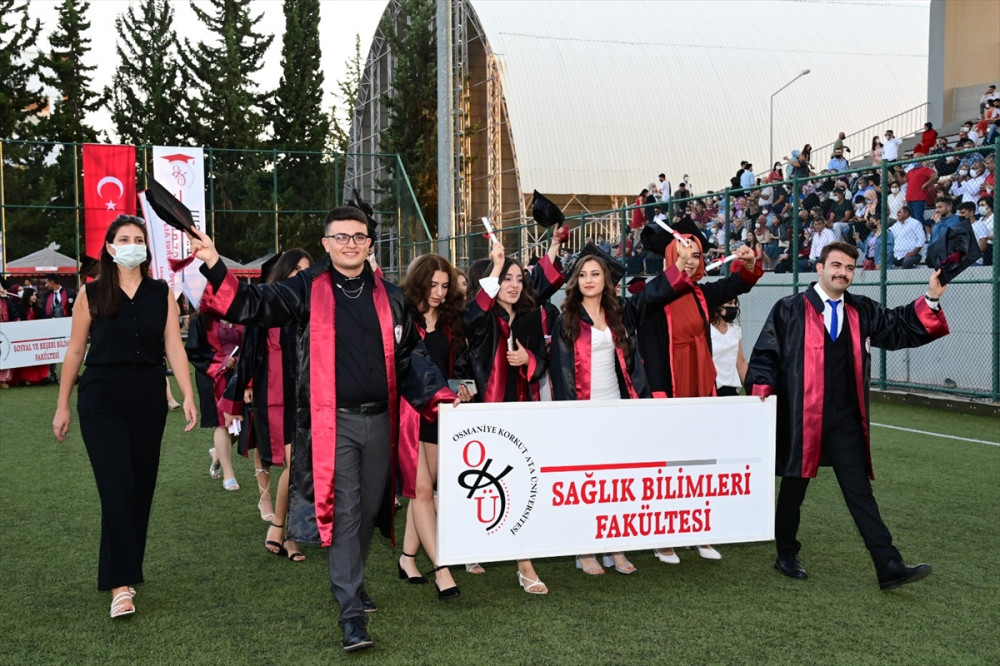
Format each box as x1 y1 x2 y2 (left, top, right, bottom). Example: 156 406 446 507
770 69 811 168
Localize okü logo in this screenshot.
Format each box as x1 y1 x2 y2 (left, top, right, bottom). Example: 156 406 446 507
457 440 512 533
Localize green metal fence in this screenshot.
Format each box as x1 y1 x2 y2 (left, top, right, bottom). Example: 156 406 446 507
0 140 429 274
403 144 1000 402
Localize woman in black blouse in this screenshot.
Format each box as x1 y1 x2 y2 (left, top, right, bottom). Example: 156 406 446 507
53 215 196 618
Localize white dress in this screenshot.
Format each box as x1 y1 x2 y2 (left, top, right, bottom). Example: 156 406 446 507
590 326 621 400
710 323 742 390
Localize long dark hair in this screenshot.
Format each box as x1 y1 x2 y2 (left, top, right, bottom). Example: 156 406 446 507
402 253 467 353
266 248 313 284
497 256 536 316
90 215 152 320
560 256 628 353
465 258 492 295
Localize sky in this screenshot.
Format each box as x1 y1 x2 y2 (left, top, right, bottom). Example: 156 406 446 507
25 0 390 140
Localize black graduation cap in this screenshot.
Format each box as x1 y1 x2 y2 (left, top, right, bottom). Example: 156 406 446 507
531 190 565 228
347 188 378 235
79 255 99 277
511 307 544 352
640 216 707 255
144 177 196 234
259 252 282 282
924 219 982 286
575 241 627 285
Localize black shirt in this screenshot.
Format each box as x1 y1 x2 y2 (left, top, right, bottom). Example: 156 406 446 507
332 265 388 407
85 278 168 367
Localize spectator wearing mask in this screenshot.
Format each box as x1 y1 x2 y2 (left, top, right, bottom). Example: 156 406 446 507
710 299 747 397
979 84 999 118
886 179 906 219
768 162 783 183
889 206 924 269
870 136 884 166
828 148 849 172
954 161 988 204
859 212 893 270
972 198 994 265
898 156 938 223
832 132 851 158
958 139 985 169
916 122 937 155
881 130 903 162
929 137 950 155
965 121 984 146
597 235 612 255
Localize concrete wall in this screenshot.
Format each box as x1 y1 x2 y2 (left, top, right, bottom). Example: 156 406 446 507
929 0 1000 126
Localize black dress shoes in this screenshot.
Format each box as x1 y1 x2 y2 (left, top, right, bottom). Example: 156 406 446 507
877 559 931 591
774 554 808 579
360 590 377 613
342 617 373 652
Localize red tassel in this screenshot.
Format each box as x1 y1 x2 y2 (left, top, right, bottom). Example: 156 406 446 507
168 254 197 272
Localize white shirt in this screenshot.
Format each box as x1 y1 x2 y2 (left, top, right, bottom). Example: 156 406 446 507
659 180 671 202
882 137 903 161
809 227 836 261
890 218 925 259
589 326 621 400
887 187 906 218
958 173 987 203
973 216 993 265
812 283 843 339
710 322 742 389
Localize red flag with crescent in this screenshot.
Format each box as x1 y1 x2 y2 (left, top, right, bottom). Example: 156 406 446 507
82 144 136 261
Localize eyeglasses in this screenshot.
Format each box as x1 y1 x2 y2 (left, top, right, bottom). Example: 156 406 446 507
324 233 370 245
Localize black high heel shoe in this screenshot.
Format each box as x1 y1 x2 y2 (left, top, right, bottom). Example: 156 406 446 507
398 552 428 584
427 566 461 600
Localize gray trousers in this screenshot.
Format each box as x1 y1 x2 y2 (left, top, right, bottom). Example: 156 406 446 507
327 411 391 625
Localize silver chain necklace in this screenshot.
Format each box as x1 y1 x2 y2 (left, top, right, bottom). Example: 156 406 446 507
336 277 365 300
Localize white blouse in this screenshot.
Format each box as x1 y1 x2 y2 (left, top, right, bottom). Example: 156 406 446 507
710 323 742 389
590 325 621 400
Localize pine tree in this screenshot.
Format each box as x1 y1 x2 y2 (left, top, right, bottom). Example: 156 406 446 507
0 0 53 262
270 0 331 255
379 0 438 232
107 0 187 147
34 0 106 260
180 0 274 261
0 0 45 139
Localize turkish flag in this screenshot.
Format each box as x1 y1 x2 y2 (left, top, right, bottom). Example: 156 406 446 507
82 144 136 261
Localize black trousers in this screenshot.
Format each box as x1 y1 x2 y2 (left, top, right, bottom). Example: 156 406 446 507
77 366 167 590
774 421 901 571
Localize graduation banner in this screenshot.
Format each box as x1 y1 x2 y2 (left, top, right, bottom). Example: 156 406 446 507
148 147 208 306
82 144 136 261
0 318 73 370
436 396 776 565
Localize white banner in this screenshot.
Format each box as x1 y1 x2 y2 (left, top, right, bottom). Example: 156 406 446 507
0 318 73 369
437 396 776 565
148 146 207 307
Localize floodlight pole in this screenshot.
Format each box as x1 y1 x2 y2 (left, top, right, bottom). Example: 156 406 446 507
770 69 811 168
436 0 455 259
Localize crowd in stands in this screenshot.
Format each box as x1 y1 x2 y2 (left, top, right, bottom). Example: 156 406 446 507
612 90 998 277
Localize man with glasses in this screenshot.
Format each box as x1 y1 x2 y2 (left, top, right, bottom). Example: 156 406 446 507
189 207 457 653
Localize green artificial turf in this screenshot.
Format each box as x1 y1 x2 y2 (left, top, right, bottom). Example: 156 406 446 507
1 375 997 664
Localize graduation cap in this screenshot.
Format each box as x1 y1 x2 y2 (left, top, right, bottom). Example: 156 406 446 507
924 219 982 286
531 191 565 228
511 307 545 351
347 188 378 235
144 177 196 234
575 241 627 285
640 216 707 255
626 275 647 295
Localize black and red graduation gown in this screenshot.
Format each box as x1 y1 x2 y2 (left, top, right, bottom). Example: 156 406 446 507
745 286 949 479
226 322 298 466
547 267 691 400
184 314 242 428
198 257 454 547
464 255 564 403
637 262 763 398
43 288 74 317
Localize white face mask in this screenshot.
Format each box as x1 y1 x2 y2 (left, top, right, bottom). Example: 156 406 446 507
980 206 990 216
958 169 969 176
890 186 899 193
112 243 147 270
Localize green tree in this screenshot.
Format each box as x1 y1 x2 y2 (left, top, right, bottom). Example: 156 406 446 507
180 0 274 261
0 0 55 263
269 0 331 256
107 0 187 148
379 0 437 233
33 0 105 260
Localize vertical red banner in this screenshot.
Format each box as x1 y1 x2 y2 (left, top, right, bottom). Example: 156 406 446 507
82 144 136 261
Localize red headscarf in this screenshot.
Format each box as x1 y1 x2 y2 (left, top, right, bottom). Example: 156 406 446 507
663 233 705 282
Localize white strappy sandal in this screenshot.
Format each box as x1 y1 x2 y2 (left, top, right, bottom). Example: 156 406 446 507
110 591 135 618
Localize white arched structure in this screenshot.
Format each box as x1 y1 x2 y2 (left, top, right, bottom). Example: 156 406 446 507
347 0 929 264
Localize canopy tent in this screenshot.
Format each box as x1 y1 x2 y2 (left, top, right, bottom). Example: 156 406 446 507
4 247 78 275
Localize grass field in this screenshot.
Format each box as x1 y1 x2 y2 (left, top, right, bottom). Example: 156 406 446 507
1 376 997 665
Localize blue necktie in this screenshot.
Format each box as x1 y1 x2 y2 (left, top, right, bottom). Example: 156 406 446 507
827 299 840 341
